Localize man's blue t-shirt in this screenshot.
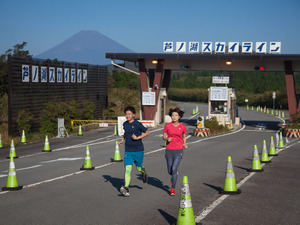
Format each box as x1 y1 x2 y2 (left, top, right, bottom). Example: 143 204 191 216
123 120 148 152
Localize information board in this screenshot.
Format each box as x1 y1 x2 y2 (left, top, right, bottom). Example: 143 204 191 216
210 87 228 101
142 92 155 105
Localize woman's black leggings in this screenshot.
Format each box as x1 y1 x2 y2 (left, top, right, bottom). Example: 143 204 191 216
165 149 183 189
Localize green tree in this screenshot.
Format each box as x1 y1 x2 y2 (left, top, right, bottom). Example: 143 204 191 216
0 42 31 97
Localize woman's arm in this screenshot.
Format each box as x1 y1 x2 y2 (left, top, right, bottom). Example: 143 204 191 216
163 132 173 142
182 133 188 149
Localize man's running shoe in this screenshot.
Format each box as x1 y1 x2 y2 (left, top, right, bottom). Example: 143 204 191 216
141 167 148 183
170 188 175 196
120 186 129 197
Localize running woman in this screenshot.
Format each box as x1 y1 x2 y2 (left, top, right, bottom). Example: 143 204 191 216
119 106 149 197
163 107 188 196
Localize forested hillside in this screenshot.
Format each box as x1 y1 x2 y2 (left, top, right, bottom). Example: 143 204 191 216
169 71 300 109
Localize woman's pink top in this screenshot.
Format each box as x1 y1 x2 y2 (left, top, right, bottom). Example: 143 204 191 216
163 122 187 150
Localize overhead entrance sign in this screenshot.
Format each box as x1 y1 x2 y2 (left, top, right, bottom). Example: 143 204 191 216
212 74 229 84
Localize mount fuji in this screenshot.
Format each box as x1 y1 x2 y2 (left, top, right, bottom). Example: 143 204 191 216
35 30 134 65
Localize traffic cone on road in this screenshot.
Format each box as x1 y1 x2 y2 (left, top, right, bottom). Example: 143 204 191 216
268 136 278 156
0 134 3 148
21 130 27 145
78 125 83 136
111 141 123 162
42 135 52 152
220 156 241 194
278 132 284 148
271 109 274 115
7 140 18 159
176 176 196 225
261 140 271 163
248 145 264 172
282 111 285 118
114 125 117 135
230 120 233 130
2 156 23 191
80 146 95 170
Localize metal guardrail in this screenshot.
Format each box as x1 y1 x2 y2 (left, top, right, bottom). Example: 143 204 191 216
71 120 117 129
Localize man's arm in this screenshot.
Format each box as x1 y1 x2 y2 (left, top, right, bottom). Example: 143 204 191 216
132 130 149 140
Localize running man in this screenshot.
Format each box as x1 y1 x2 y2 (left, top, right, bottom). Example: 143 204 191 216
119 106 149 197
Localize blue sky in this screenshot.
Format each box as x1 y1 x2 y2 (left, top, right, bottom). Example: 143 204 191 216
0 0 300 56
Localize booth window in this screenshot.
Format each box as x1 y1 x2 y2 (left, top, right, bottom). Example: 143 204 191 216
211 101 227 114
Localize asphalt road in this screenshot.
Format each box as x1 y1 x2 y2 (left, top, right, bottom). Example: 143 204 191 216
0 102 298 225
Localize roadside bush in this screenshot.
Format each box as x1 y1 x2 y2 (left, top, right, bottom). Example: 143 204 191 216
40 100 96 134
17 110 33 134
204 117 229 135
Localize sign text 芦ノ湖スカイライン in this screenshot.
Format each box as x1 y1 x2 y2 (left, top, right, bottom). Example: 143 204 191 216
163 41 281 54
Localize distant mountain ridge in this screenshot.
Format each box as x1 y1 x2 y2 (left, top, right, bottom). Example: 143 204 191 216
35 30 134 65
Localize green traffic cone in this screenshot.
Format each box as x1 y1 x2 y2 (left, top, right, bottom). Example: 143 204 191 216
268 136 278 156
248 145 264 172
80 146 95 170
176 176 196 225
112 141 123 162
0 134 3 148
21 130 27 144
114 125 117 135
282 111 285 118
42 135 52 152
261 140 271 163
2 156 23 191
220 156 241 194
7 140 18 159
278 132 284 148
78 125 83 136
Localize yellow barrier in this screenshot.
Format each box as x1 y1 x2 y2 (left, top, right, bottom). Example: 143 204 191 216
71 120 117 129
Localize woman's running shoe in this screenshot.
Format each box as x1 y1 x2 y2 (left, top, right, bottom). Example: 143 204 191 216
170 188 175 196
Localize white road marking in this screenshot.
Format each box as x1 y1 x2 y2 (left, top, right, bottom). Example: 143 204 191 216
40 158 83 163
2 165 42 173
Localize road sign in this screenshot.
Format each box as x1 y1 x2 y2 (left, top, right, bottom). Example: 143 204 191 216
212 74 229 84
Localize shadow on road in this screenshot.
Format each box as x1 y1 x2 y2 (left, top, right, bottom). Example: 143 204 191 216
182 119 197 127
137 175 170 194
234 165 250 171
203 182 222 193
103 175 144 196
242 120 282 130
157 209 177 225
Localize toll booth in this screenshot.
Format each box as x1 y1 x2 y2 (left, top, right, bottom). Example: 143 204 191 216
208 87 236 126
140 88 168 126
